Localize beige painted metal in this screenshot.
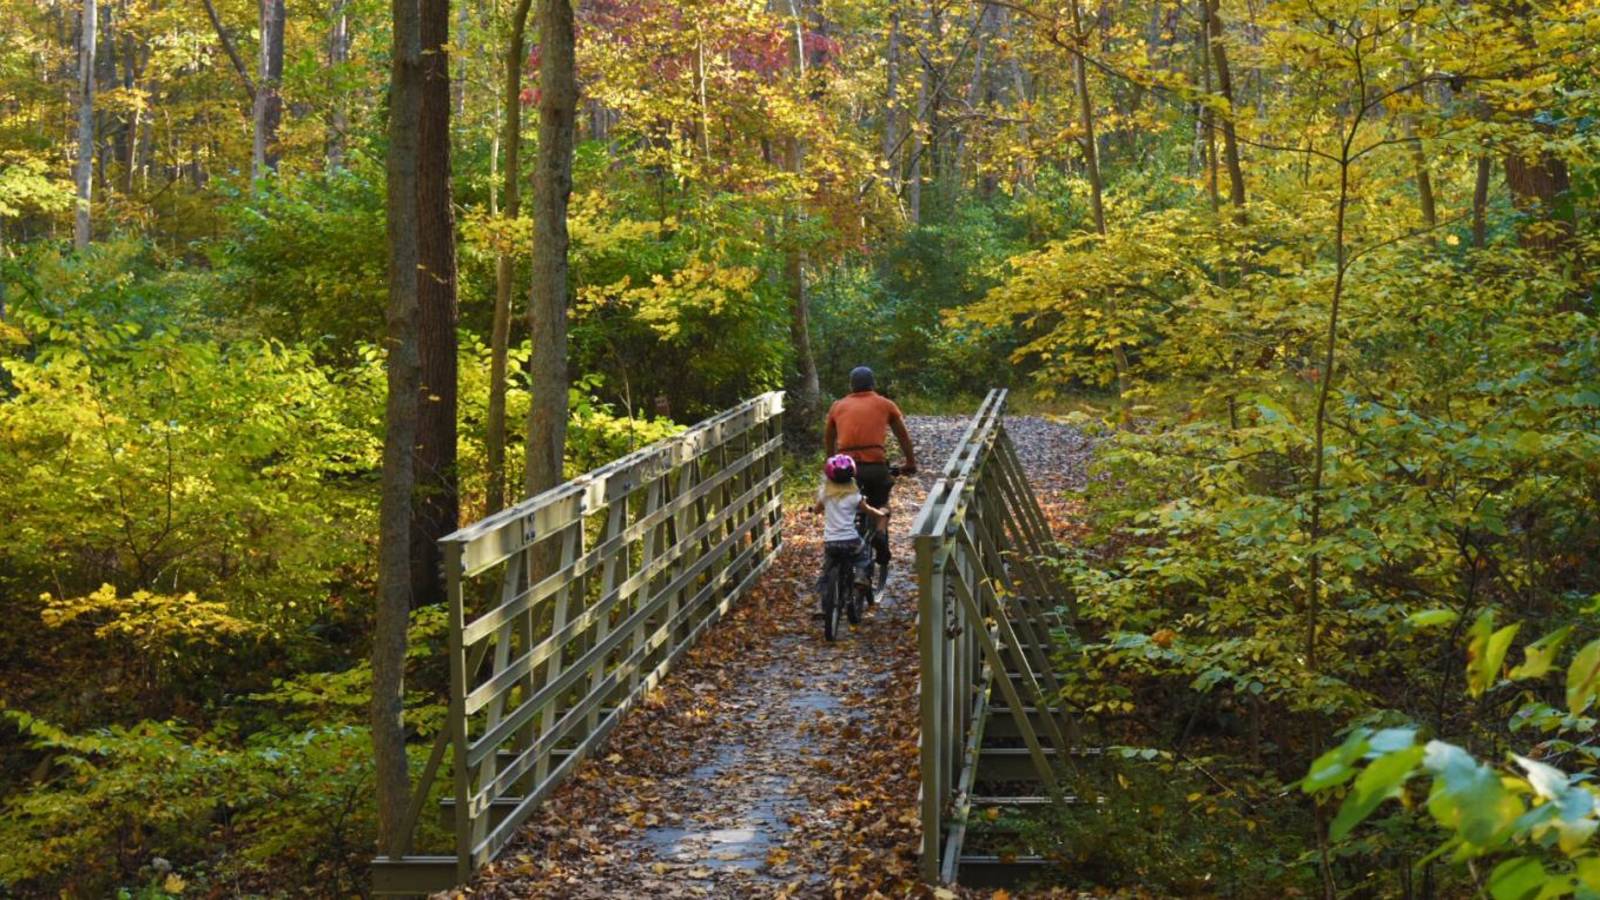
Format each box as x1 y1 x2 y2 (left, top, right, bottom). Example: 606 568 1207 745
912 389 1074 884
374 392 785 893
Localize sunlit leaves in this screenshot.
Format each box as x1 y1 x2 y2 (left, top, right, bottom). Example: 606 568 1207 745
1566 640 1600 717
1331 745 1426 840
1466 612 1521 698
1509 627 1574 682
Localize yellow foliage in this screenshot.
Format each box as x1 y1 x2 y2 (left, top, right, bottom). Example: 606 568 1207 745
40 583 263 650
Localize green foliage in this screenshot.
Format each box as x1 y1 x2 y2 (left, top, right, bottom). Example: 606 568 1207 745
985 757 1319 894
562 182 790 418
0 713 386 896
0 154 73 220
811 196 1042 398
1303 619 1600 897
210 162 388 354
0 288 379 631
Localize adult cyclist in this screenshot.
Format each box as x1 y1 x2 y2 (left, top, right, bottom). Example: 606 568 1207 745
823 366 918 589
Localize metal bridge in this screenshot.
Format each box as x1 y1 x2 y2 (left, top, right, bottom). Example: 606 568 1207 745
373 388 1077 894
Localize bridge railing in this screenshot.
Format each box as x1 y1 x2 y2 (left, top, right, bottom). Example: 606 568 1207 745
374 391 785 894
911 388 1075 883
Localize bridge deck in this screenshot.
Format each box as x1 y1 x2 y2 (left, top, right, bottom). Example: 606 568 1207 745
449 414 1089 898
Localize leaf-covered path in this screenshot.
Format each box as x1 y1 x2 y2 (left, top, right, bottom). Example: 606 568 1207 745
468 416 1090 899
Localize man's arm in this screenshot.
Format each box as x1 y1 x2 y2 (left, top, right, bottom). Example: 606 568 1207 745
824 415 837 456
890 413 917 474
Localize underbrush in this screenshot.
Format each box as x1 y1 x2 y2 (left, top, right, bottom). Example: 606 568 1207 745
969 757 1320 895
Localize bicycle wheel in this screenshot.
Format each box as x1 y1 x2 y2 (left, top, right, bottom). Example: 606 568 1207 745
845 576 862 625
821 565 842 641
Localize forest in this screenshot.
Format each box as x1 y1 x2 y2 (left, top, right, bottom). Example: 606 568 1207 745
0 0 1597 894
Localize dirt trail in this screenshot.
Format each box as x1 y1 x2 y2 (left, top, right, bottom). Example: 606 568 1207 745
471 416 1088 899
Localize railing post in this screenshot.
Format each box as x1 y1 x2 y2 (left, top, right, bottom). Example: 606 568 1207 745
445 539 471 882
916 530 943 882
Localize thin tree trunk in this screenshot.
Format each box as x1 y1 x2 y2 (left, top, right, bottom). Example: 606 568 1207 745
1067 0 1105 233
524 0 575 500
452 0 468 116
327 0 350 170
924 0 942 201
693 30 711 161
1199 0 1219 212
783 0 822 437
1407 123 1437 233
201 0 257 102
882 4 901 191
74 0 96 249
999 7 1032 189
951 3 995 182
1066 0 1130 418
409 0 459 610
486 0 533 515
372 0 423 857
1471 153 1490 248
251 0 285 179
1206 0 1245 211
906 10 929 225
121 20 141 194
1402 31 1436 237
786 137 822 437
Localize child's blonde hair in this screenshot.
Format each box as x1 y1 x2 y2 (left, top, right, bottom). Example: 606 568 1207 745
820 478 856 501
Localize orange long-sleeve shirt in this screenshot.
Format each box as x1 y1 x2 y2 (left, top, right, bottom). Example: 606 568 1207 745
824 391 916 467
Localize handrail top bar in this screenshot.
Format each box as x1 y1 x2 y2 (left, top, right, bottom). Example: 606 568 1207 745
440 390 783 548
910 389 1007 539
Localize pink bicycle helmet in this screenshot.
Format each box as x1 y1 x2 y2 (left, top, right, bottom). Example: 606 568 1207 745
823 454 857 484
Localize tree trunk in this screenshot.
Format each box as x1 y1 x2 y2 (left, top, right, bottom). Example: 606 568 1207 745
1199 0 1219 212
999 7 1032 189
251 0 285 179
1505 148 1573 254
1406 123 1437 234
1067 0 1105 233
202 0 257 102
1206 0 1245 211
524 0 576 500
1471 154 1490 248
74 0 96 250
1067 0 1130 417
951 3 995 182
408 0 459 611
120 15 141 194
906 8 930 225
486 0 534 515
924 0 942 202
780 0 821 438
786 134 822 446
372 0 423 857
327 0 350 170
1402 30 1436 237
882 4 901 191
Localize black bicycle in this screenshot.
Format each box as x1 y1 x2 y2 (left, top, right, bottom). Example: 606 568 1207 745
818 539 866 642
817 465 901 640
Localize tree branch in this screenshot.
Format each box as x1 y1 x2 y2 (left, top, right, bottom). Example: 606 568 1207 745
201 0 256 102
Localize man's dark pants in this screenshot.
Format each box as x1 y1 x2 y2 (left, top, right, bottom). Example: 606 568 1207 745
854 461 893 566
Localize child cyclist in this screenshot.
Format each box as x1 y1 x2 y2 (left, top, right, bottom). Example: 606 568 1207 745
813 454 887 589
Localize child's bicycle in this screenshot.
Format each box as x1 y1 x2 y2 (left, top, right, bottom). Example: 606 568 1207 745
817 539 866 642
817 464 900 641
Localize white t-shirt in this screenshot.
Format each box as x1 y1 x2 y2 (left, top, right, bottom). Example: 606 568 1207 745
819 487 863 543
